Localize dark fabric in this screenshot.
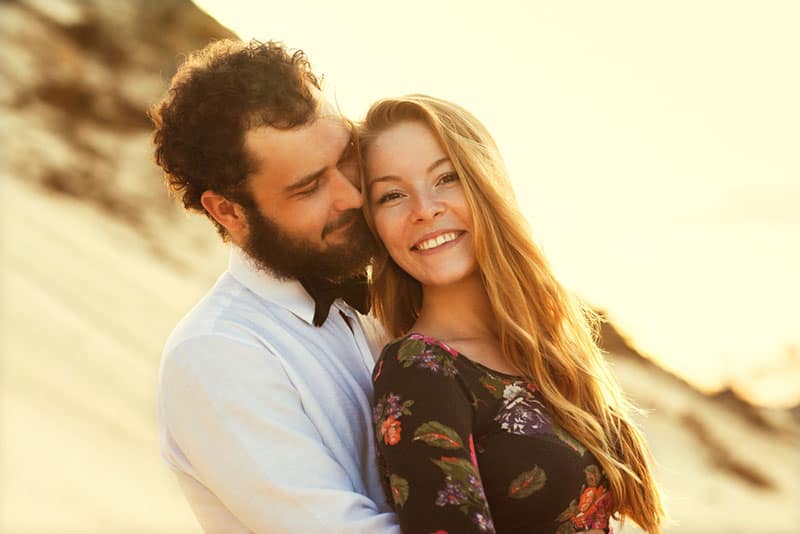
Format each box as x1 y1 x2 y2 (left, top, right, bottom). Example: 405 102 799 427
372 333 615 534
299 275 370 326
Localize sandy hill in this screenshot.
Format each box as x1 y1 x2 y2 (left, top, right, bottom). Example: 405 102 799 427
1 0 797 532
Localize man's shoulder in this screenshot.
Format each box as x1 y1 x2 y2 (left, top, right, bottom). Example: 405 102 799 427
349 312 390 359
157 272 292 397
163 271 282 357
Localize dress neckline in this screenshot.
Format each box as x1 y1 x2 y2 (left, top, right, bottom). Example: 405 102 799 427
403 332 526 381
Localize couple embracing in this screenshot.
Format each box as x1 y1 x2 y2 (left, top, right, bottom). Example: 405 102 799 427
152 40 664 534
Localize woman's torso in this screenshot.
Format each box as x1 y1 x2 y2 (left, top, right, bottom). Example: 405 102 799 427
372 333 614 533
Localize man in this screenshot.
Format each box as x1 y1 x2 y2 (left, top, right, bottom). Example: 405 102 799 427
150 39 398 532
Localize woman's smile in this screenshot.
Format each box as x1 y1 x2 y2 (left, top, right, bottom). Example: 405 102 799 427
366 120 477 288
411 230 466 252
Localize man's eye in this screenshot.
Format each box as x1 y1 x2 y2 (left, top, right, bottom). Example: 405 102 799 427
297 180 320 196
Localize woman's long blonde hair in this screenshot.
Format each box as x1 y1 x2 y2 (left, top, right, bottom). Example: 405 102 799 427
359 95 665 533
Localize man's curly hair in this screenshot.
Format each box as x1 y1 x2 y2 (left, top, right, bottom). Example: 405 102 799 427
149 39 321 238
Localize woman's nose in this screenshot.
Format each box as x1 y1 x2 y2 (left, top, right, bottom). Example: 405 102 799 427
411 194 444 222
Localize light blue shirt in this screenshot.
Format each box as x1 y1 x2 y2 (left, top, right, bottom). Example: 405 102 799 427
157 246 399 533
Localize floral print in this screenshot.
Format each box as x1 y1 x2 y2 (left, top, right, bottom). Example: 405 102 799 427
373 334 615 533
508 466 547 499
413 421 465 449
412 417 494 531
407 333 459 357
484 372 589 454
373 358 384 383
396 335 459 376
389 473 410 508
495 381 552 435
555 465 615 533
432 457 495 532
373 392 414 446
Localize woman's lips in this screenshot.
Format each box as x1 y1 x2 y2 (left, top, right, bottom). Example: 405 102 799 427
411 230 466 254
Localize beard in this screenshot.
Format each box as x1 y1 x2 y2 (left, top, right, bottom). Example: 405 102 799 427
240 204 376 282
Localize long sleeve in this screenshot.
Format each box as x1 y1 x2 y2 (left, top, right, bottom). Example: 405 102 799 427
372 335 496 534
160 334 399 534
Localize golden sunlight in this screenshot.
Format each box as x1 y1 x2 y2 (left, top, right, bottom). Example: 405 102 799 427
195 0 800 406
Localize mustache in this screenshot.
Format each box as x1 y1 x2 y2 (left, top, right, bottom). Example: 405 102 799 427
321 210 360 238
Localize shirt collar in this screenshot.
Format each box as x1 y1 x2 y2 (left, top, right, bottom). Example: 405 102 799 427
227 246 317 325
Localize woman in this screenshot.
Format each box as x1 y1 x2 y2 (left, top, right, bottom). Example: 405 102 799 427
359 95 664 534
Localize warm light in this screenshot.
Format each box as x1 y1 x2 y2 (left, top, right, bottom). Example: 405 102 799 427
194 0 800 405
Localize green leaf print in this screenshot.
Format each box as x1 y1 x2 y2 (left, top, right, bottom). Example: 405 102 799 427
389 473 409 508
556 520 577 534
479 373 507 399
413 421 465 450
552 422 587 455
432 456 487 510
397 339 425 366
433 457 480 491
508 466 547 499
555 499 578 523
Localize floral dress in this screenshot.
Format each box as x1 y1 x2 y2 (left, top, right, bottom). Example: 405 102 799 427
372 333 615 534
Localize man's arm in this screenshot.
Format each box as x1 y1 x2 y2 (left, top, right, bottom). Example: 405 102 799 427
160 334 399 533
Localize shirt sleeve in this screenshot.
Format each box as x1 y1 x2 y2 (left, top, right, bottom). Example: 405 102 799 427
372 339 496 534
159 334 400 534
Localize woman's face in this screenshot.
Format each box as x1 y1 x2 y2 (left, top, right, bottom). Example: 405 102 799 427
365 120 477 288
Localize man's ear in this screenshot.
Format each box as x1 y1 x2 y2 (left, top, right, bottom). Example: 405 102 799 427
201 190 248 240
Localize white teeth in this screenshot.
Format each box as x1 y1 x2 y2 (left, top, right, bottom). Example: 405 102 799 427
416 232 459 251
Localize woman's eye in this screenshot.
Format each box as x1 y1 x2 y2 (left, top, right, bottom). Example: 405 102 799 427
377 191 403 204
439 172 459 185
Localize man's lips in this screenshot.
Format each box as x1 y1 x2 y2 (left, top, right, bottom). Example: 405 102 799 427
322 213 357 238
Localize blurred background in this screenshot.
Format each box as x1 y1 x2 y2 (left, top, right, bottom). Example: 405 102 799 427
1 0 797 531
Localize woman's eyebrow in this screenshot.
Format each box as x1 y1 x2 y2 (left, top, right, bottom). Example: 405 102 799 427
368 175 402 188
369 156 451 188
427 157 450 173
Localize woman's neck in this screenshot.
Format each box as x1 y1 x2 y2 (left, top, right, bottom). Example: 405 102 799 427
413 271 497 343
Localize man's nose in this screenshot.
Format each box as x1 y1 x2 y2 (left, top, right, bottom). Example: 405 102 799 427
331 169 363 211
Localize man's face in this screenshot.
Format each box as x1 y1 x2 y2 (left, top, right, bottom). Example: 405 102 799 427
238 109 375 281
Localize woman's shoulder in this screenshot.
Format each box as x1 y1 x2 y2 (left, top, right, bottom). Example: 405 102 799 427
382 332 461 357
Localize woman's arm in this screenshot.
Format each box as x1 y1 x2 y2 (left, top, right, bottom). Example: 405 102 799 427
373 338 496 534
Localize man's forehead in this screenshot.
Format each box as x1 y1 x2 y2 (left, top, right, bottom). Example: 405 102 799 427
245 114 350 156
244 113 351 183
247 90 344 133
